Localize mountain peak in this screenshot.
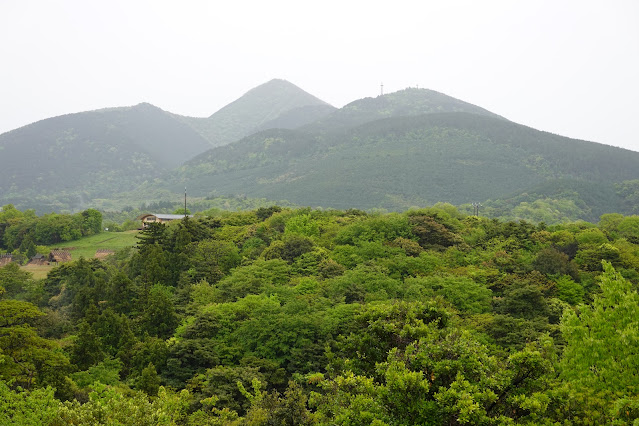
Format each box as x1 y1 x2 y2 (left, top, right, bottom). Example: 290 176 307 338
246 78 328 102
209 79 330 119
254 78 302 89
304 86 505 132
133 102 159 109
351 87 504 120
178 79 333 146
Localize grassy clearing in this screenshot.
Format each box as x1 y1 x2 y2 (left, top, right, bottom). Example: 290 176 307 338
18 231 139 279
21 263 54 280
49 230 139 260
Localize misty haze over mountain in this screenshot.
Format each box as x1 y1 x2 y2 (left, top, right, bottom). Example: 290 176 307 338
2 78 639 224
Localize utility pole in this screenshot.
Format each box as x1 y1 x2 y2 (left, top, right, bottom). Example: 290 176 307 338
184 187 187 217
471 202 482 217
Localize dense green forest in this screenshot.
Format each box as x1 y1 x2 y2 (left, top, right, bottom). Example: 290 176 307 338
0 205 102 261
3 205 639 424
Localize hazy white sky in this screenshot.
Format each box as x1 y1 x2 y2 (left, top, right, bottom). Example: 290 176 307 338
1 1 638 150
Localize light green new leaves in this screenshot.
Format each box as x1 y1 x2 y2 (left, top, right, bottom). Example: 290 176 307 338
0 381 60 425
560 261 639 421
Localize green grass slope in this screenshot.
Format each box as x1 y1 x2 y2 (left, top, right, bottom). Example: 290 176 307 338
21 230 139 278
49 230 138 260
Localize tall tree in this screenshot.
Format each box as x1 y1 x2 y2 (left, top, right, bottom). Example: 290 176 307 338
138 284 178 339
559 261 639 423
0 298 70 393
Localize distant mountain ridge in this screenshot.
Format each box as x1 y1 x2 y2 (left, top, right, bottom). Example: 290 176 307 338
0 79 334 212
0 103 212 211
159 89 639 220
4 80 639 222
174 79 336 146
302 87 505 133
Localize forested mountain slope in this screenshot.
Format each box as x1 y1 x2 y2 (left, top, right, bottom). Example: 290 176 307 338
175 79 334 146
165 107 639 219
0 79 332 213
253 103 337 133
302 87 505 132
0 103 211 212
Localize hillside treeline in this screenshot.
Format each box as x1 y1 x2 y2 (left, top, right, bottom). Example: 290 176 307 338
2 205 639 424
0 205 102 257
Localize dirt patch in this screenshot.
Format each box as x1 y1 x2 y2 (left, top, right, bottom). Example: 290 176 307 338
95 236 117 244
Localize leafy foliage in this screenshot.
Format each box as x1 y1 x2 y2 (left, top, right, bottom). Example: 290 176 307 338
0 205 102 252
4 206 639 424
558 262 639 423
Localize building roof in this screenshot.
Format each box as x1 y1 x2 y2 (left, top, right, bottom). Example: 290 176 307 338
156 214 193 220
49 250 72 261
27 254 48 264
138 213 193 220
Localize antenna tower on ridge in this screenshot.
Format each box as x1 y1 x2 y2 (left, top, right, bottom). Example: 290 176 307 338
380 82 384 96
